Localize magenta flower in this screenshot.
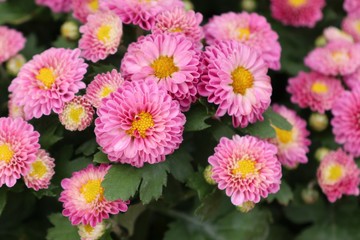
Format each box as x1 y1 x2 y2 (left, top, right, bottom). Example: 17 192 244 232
342 14 360 43
344 0 360 16
35 0 72 13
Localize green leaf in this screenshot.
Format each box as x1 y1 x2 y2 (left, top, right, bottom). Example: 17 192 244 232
264 107 292 131
116 203 146 236
32 185 61 199
102 164 142 201
52 37 77 49
0 0 40 25
46 213 79 240
211 122 236 141
186 169 214 200
75 138 98 156
139 162 169 204
0 188 7 216
184 105 211 132
21 34 46 60
267 181 293 206
93 150 110 164
91 64 116 75
284 199 327 224
167 149 193 182
164 221 194 240
39 123 63 149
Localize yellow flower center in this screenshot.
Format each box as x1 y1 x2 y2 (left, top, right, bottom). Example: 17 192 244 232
151 56 179 79
84 224 94 234
231 66 254 95
311 82 328 94
288 0 307 8
80 179 104 203
97 25 112 43
232 158 257 178
0 144 14 163
273 126 293 144
238 27 251 40
126 112 154 138
355 20 360 33
29 159 47 179
36 68 56 89
100 85 113 98
331 51 349 63
326 164 343 182
88 0 99 11
170 27 183 33
68 105 85 124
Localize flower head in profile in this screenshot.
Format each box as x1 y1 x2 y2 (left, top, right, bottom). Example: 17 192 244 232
209 135 281 206
317 149 360 202
152 7 204 45
8 48 87 120
342 14 360 43
60 164 129 227
35 0 72 13
23 149 55 191
8 94 25 119
304 42 360 76
121 33 201 111
78 221 106 240
344 67 360 89
79 11 123 62
270 0 325 28
0 117 40 187
100 0 183 30
72 0 102 23
323 26 354 44
331 88 360 157
204 12 281 70
268 105 311 168
59 96 94 131
95 79 186 167
287 71 344 113
344 0 360 16
198 40 272 128
0 26 26 64
85 70 124 108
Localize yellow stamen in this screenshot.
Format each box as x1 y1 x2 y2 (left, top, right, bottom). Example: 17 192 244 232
126 112 154 138
238 27 251 40
231 66 254 95
100 86 113 98
0 144 14 163
331 51 350 63
311 82 328 94
326 164 343 182
232 158 257 178
68 105 85 124
355 20 360 33
83 224 94 234
170 27 183 33
273 126 293 144
36 68 56 89
88 0 99 12
29 159 47 179
97 25 112 43
151 56 179 79
80 179 104 203
288 0 307 8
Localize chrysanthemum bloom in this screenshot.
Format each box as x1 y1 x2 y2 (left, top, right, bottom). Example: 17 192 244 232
100 0 184 30
342 14 360 43
78 221 106 240
270 0 325 28
268 105 310 168
323 27 354 43
317 149 360 202
79 11 123 63
23 149 55 191
35 0 72 13
344 67 360 89
198 40 272 128
332 88 360 157
121 33 201 112
8 48 87 120
60 164 129 227
304 42 360 76
287 71 344 113
203 12 281 70
0 26 26 64
8 95 25 119
344 0 360 16
209 135 281 206
95 80 186 167
152 7 204 45
0 117 40 187
59 96 94 131
73 0 102 23
85 70 124 108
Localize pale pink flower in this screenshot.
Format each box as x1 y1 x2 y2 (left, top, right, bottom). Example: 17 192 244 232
0 26 26 64
8 94 25 119
35 0 72 13
323 26 354 43
344 0 360 16
342 14 360 42
73 0 102 23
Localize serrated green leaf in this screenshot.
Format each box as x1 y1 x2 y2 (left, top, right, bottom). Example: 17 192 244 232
242 117 275 138
186 170 214 200
0 188 7 216
267 181 293 206
164 221 193 240
184 105 211 132
102 164 142 201
167 149 193 182
39 123 63 149
21 34 45 60
91 64 116 75
52 36 77 49
211 122 236 141
0 0 40 25
139 162 169 204
46 213 79 240
75 138 98 156
116 203 146 236
264 107 292 131
93 151 110 164
32 185 61 199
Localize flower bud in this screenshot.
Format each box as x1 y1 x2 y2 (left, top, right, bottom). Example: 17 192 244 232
61 21 79 40
315 147 330 162
241 0 256 12
301 187 319 204
6 54 26 76
203 165 216 185
183 0 194 11
315 35 327 47
309 113 328 132
236 201 255 213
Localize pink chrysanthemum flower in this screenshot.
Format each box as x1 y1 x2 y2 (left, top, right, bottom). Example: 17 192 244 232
287 71 344 113
331 88 360 157
95 79 186 167
8 95 25 119
203 12 281 70
100 0 184 30
35 0 72 13
342 14 360 43
317 149 360 202
152 7 204 45
209 135 281 206
79 11 123 63
344 0 360 16
270 0 325 28
198 40 272 128
304 42 360 76
23 149 55 191
0 26 26 64
73 0 102 23
60 164 129 227
268 105 311 168
78 222 106 240
344 67 360 89
8 48 87 120
121 33 201 112
0 117 40 187
59 96 94 131
323 27 354 43
85 70 124 108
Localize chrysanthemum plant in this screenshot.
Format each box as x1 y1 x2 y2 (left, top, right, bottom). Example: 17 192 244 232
1 0 360 239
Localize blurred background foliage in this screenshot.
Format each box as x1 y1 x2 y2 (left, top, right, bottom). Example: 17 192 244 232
1 0 359 240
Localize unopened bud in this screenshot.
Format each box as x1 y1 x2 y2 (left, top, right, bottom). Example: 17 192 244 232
203 165 216 185
241 0 256 12
301 188 319 204
309 113 328 132
61 21 79 40
183 0 194 11
315 35 327 47
315 147 330 162
6 54 26 76
78 221 106 240
236 201 255 213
